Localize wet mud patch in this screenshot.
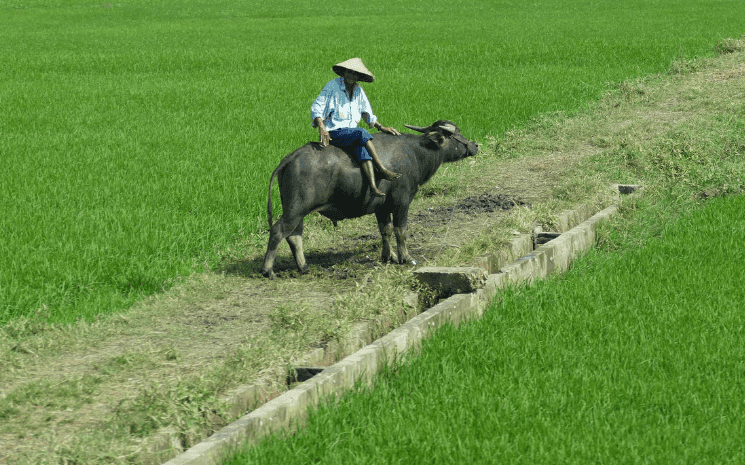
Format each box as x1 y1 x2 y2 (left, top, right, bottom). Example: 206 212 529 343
409 192 530 232
412 193 529 224
457 193 530 213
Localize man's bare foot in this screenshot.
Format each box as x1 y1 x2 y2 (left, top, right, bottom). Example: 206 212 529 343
372 188 386 198
379 169 402 180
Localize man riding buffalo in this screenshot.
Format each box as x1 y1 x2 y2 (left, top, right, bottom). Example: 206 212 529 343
259 58 480 279
311 57 401 198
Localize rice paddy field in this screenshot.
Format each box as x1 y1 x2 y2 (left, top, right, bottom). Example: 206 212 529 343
2 0 745 323
224 193 745 464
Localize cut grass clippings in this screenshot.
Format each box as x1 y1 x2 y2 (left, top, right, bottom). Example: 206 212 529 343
225 194 745 464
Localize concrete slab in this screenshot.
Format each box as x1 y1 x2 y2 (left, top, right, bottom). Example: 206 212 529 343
413 266 488 295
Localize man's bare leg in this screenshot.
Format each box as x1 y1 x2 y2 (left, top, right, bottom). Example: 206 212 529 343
362 160 385 197
365 141 401 180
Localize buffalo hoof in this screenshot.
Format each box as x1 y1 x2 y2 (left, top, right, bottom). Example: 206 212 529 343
261 268 276 280
399 256 417 266
382 252 399 264
298 265 310 274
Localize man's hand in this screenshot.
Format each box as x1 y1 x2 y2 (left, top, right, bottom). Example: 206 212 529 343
319 127 331 147
314 117 331 147
376 124 401 136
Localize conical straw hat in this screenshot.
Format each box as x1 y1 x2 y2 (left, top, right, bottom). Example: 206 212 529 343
332 57 375 83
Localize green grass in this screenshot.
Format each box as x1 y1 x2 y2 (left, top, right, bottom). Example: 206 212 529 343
2 0 745 323
225 193 745 464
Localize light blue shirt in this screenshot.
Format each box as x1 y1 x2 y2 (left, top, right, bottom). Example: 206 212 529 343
310 77 378 131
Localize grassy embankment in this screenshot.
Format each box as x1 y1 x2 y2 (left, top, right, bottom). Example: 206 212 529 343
224 150 745 463
3 0 745 324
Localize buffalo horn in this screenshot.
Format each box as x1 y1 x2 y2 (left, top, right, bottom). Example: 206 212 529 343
404 124 429 133
439 123 456 134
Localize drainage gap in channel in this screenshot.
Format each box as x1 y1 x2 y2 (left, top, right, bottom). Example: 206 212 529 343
534 232 562 249
287 367 325 386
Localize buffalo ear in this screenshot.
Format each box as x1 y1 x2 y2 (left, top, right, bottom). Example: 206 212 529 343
422 131 446 148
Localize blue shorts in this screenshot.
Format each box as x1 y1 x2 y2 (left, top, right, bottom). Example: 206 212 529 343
328 128 374 162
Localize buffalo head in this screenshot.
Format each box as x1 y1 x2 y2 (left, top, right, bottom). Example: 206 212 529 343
404 120 479 161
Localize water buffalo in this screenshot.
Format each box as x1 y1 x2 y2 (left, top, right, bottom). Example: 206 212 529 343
260 120 479 279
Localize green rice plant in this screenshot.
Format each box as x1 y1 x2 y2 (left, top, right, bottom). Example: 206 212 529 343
3 0 745 324
224 194 745 464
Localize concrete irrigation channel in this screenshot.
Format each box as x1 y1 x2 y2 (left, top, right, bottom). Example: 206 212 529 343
149 185 641 465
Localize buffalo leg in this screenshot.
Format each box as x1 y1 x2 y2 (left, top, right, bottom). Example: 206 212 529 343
261 214 302 279
393 226 415 265
376 211 398 264
392 207 415 265
286 220 309 274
